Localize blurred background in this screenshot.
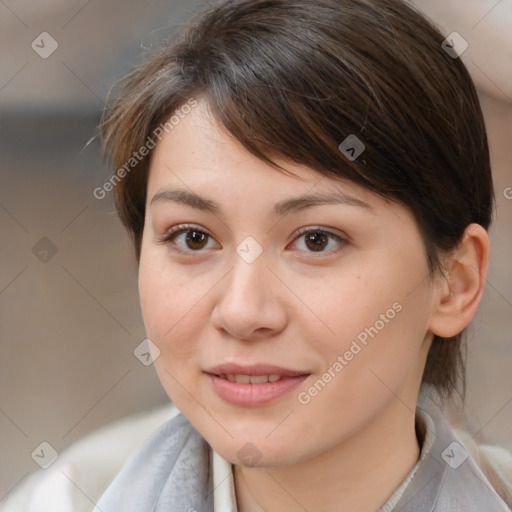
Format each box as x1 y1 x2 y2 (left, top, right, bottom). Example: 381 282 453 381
0 0 511 505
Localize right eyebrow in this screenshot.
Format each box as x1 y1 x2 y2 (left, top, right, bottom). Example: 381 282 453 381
150 189 222 215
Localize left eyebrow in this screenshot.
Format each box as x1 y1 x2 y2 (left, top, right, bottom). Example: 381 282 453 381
273 190 375 216
149 188 374 218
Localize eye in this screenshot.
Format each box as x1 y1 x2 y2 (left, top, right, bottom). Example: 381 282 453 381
155 224 219 254
289 227 347 254
155 224 348 256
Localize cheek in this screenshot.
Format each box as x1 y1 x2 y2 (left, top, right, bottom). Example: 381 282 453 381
138 248 199 356
302 266 399 349
138 251 208 410
305 250 431 382
293 281 429 446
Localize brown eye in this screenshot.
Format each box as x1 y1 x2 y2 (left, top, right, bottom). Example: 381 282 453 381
156 224 219 254
185 230 209 250
290 227 347 255
304 232 329 252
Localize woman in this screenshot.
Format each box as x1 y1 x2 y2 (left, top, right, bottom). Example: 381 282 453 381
95 0 512 510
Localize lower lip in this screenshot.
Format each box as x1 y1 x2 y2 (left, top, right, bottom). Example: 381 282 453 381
207 374 309 406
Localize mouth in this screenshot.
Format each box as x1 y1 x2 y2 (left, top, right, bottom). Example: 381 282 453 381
204 363 310 406
215 373 284 383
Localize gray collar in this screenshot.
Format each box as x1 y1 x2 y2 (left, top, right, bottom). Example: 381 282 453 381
94 386 510 512
383 385 510 511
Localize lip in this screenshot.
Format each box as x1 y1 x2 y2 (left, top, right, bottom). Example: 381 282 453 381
204 363 310 406
206 363 309 377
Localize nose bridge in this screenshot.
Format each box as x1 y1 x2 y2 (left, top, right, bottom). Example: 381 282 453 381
225 239 271 307
211 237 287 338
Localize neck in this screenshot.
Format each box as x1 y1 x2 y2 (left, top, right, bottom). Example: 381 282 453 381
234 398 421 512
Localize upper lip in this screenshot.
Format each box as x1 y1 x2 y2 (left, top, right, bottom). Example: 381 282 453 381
205 363 310 377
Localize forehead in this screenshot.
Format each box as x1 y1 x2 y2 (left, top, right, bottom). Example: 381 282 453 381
146 99 394 217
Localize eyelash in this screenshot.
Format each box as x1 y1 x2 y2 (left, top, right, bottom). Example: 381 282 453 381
154 223 348 256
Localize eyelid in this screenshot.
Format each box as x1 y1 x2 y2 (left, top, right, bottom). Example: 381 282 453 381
153 223 217 249
292 225 349 242
156 223 212 240
288 226 348 254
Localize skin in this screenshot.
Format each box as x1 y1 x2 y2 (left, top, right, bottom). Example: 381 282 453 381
138 99 490 512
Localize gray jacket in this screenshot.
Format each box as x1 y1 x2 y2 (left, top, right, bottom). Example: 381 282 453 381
94 389 511 512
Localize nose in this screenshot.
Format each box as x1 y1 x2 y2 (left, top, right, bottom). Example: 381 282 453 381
211 249 288 341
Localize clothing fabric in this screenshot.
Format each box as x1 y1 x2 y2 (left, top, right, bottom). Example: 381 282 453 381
209 408 430 511
94 385 511 511
0 405 181 512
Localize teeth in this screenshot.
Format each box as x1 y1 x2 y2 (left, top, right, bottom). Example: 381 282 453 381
249 375 269 384
222 374 283 383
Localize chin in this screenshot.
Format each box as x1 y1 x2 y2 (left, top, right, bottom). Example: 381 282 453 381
207 431 307 468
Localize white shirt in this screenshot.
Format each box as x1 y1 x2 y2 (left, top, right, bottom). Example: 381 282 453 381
213 450 238 512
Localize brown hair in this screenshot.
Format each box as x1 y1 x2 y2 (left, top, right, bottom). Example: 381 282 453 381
100 0 494 403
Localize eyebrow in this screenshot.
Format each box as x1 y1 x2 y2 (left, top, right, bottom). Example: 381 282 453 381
150 188 374 217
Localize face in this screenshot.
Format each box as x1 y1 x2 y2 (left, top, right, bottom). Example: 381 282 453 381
138 99 439 467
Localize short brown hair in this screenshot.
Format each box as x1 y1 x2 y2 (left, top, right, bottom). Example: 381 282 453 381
100 0 494 403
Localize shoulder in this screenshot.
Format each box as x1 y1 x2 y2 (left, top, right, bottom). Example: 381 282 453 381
0 403 178 512
394 388 512 512
94 410 213 511
453 427 512 508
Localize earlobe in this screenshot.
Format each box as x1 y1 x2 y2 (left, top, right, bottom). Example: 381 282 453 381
429 223 490 338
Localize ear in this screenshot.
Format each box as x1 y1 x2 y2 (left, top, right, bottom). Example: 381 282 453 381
429 223 490 338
